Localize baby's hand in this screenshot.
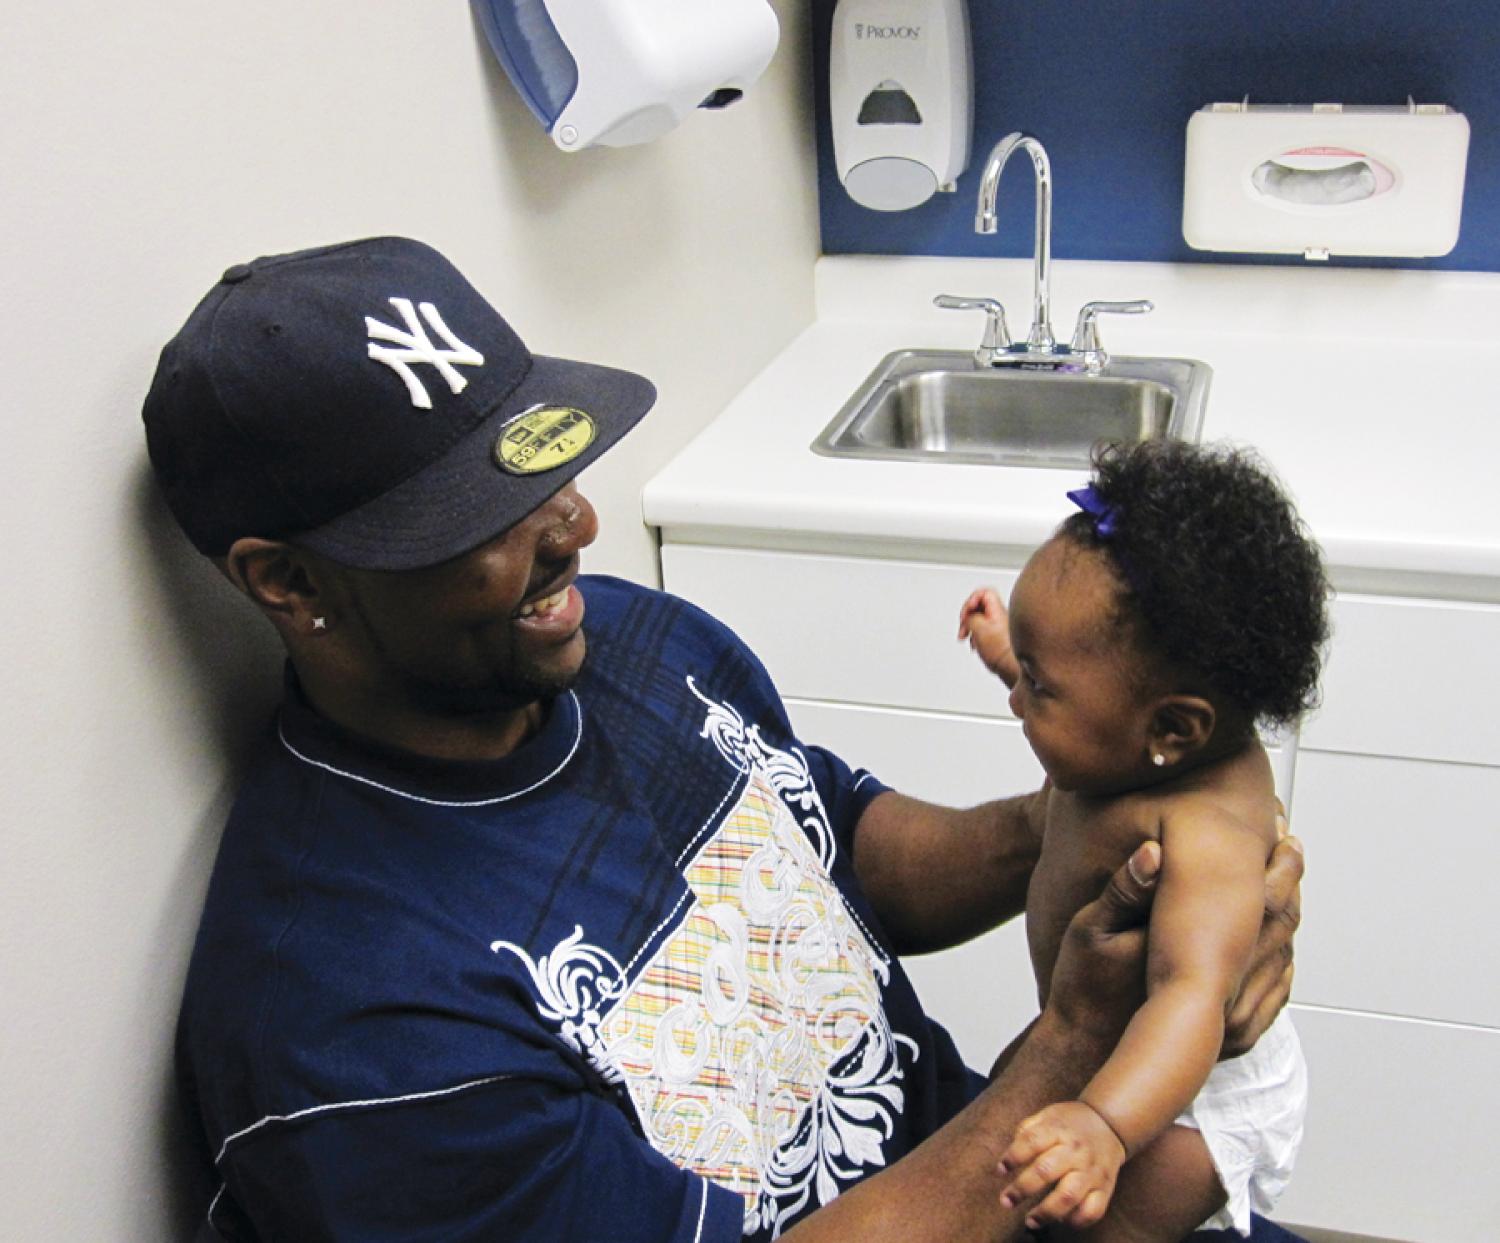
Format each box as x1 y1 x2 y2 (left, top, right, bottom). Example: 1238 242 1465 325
998 1100 1125 1232
957 587 1020 688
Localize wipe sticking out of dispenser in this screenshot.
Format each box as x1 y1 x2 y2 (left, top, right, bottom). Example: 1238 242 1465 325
829 0 972 212
1183 102 1469 259
472 0 779 151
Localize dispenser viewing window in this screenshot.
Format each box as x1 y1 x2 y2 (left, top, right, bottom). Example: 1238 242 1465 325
829 0 973 212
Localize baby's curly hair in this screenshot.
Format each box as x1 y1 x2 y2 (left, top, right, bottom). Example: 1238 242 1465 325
1060 440 1330 730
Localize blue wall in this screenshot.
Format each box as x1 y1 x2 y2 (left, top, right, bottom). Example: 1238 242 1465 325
814 0 1499 270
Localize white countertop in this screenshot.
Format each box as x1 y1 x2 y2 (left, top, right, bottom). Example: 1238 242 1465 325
643 256 1500 595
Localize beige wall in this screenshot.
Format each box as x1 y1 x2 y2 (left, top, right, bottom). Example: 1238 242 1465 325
0 4 819 1237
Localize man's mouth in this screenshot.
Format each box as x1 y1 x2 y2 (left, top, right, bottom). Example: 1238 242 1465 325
515 587 571 620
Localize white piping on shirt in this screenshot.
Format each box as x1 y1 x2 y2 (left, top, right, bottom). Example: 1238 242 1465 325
611 768 748 980
212 1074 516 1166
206 1073 515 1232
693 1175 709 1242
277 691 582 807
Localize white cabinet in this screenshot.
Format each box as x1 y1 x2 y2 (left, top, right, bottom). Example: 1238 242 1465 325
1291 750 1500 1028
1274 1006 1500 1242
1300 593 1500 766
660 540 1500 1242
661 544 1019 718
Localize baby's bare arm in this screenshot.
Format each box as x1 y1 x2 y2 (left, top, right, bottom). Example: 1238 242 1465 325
958 587 1021 687
1078 804 1270 1155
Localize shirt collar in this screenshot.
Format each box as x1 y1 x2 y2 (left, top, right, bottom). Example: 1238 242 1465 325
275 665 582 806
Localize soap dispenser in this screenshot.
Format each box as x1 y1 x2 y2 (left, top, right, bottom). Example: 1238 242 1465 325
829 0 972 211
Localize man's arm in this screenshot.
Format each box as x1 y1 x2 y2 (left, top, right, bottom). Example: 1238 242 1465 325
852 788 1047 955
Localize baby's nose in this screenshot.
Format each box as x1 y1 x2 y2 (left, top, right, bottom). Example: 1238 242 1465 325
1008 684 1024 719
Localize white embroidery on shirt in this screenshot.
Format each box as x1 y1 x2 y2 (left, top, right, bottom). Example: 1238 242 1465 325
492 678 915 1238
490 926 628 1086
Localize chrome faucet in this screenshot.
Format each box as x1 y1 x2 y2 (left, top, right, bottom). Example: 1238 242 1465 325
976 132 1055 353
936 132 1156 373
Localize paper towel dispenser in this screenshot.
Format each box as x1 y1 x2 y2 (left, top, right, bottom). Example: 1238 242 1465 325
473 0 779 151
1183 101 1470 260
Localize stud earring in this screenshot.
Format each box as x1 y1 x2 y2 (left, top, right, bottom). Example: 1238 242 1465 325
1152 752 1166 767
312 616 327 632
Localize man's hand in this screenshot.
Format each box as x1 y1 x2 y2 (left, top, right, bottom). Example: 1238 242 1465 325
1222 829 1304 1058
1046 840 1160 1045
958 587 1021 688
997 1100 1126 1232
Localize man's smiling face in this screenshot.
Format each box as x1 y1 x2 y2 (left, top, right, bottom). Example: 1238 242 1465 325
323 481 599 717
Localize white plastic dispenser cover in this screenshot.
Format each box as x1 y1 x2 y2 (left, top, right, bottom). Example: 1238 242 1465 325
830 0 973 211
1183 102 1470 259
473 0 779 151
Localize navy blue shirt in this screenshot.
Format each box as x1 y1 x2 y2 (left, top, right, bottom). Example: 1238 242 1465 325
178 576 980 1241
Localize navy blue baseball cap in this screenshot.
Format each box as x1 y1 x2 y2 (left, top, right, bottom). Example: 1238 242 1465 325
143 236 656 570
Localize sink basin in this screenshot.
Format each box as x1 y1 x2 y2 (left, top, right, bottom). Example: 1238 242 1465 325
811 350 1211 470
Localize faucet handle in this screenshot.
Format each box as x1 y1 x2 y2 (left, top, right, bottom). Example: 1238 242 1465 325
934 294 1012 365
1069 299 1153 370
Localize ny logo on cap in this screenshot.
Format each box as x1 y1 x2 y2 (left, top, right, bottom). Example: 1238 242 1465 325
366 297 485 410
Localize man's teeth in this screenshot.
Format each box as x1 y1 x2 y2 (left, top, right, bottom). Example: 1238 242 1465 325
517 588 569 618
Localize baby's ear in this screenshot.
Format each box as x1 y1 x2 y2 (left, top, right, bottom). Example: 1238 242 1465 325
1147 695 1216 766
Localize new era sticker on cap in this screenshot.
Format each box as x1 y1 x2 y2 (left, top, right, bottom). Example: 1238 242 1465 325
494 406 597 475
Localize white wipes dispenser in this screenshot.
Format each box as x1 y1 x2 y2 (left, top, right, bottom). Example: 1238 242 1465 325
473 0 780 152
1183 101 1471 260
829 0 973 211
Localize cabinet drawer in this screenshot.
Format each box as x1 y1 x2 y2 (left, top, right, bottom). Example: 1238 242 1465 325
663 544 1020 718
1290 750 1500 1028
1300 593 1500 766
1277 1006 1500 1242
785 697 1043 805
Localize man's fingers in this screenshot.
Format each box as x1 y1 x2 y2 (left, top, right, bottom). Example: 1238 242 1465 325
1084 841 1160 936
1265 835 1304 934
1225 960 1295 1058
1221 832 1303 1059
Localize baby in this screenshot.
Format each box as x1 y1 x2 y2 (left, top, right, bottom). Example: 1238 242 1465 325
958 441 1328 1239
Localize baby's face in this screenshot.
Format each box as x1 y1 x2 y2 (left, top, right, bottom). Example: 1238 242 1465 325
1006 537 1155 795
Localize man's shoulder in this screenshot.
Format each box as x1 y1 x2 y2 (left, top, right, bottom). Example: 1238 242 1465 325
580 573 722 627
580 574 760 670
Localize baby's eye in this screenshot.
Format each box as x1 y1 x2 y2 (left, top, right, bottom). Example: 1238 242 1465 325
1022 668 1046 696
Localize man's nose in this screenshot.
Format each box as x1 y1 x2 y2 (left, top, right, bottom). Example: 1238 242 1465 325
537 484 598 557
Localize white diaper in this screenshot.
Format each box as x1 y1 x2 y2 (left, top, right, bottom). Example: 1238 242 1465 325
1173 1010 1306 1235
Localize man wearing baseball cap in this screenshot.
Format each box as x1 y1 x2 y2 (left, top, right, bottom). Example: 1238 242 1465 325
150 237 1303 1242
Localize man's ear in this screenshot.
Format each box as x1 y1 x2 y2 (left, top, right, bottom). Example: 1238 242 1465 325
221 538 330 634
1146 695 1216 767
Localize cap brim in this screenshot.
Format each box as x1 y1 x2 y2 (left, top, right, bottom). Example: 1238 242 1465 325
293 354 655 570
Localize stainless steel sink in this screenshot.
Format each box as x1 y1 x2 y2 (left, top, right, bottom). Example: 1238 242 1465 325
811 350 1211 470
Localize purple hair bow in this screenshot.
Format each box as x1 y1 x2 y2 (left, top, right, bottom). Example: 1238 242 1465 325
1066 484 1119 537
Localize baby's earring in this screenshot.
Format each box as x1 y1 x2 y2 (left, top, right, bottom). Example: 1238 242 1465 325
1151 752 1166 767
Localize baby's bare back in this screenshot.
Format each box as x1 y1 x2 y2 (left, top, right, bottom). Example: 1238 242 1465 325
1026 744 1279 1005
